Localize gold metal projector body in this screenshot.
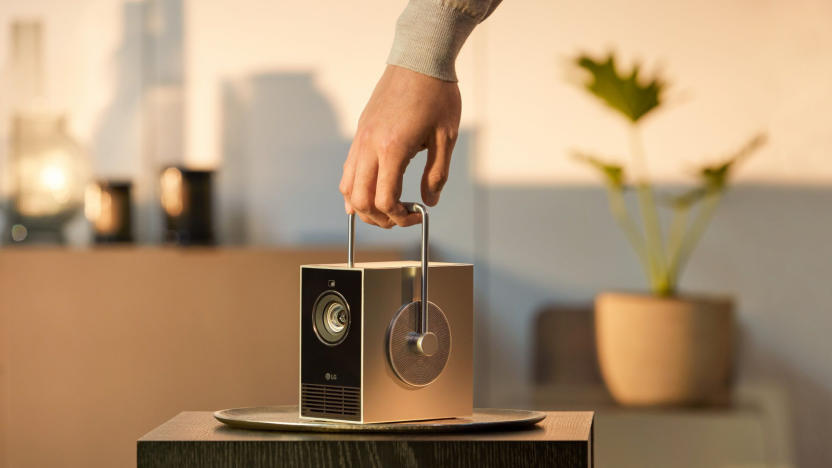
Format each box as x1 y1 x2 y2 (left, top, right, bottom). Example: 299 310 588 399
299 204 473 424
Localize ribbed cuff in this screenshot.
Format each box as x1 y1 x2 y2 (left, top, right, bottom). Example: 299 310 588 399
386 0 478 82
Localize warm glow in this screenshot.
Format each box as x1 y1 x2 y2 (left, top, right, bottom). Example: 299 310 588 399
95 190 117 234
84 183 120 234
16 149 80 217
84 183 101 221
41 163 68 193
160 167 184 217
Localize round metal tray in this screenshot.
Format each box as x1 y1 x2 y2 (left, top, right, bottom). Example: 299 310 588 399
214 405 545 433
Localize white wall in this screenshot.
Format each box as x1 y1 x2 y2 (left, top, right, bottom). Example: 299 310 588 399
3 1 830 183
478 0 832 185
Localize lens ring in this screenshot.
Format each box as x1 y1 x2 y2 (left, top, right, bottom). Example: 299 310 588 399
324 302 346 333
312 290 350 346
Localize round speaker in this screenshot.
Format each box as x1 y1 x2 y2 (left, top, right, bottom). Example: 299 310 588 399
312 291 350 346
387 301 451 387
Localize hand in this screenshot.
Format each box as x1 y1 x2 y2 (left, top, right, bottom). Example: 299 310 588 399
339 65 461 228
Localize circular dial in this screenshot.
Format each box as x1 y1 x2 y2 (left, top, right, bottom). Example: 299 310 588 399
387 301 451 387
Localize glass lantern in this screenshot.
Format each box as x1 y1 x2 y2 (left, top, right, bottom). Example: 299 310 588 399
7 112 87 244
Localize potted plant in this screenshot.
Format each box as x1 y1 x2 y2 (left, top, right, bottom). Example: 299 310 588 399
570 52 765 406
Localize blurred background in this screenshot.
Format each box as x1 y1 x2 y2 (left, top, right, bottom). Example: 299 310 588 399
0 0 830 467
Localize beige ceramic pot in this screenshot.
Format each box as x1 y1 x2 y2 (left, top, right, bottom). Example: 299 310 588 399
595 291 734 406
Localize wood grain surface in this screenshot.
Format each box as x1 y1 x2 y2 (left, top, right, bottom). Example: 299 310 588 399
138 411 594 467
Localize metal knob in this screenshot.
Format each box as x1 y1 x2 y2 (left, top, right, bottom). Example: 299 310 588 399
411 331 438 357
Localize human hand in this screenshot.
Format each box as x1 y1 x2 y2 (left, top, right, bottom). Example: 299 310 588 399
339 64 461 228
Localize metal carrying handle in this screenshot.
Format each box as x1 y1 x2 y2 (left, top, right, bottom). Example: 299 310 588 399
348 203 430 335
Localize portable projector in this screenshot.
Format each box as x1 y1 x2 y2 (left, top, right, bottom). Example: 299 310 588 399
299 203 473 424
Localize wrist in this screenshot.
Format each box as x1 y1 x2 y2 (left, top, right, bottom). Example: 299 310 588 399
386 0 478 82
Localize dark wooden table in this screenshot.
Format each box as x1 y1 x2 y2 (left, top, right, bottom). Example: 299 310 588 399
137 411 594 468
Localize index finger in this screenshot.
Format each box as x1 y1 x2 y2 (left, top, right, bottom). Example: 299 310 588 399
339 141 359 214
376 156 421 227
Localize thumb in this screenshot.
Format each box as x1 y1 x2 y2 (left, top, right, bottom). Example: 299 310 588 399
421 132 455 206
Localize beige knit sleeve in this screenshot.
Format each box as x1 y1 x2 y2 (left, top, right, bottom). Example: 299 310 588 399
387 0 502 82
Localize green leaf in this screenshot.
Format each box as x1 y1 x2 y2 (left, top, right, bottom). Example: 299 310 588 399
574 53 666 123
699 133 766 190
572 151 626 188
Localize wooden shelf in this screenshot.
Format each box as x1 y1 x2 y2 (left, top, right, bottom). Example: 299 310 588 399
138 411 594 468
0 247 399 468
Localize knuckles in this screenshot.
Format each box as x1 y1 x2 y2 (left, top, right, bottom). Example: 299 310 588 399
375 195 398 215
436 127 458 147
376 136 407 161
355 126 374 145
349 194 373 213
347 119 458 226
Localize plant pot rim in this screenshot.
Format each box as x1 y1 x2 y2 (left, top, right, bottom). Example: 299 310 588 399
597 290 733 306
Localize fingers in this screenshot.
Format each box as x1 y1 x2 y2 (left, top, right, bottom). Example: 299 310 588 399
351 148 395 228
376 152 421 227
342 129 454 227
339 142 358 215
422 130 456 206
341 134 392 227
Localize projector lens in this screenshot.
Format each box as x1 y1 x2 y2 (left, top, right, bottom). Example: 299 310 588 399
324 303 348 333
313 291 350 345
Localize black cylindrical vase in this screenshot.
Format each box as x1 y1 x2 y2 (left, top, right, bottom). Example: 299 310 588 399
160 167 214 246
85 180 133 243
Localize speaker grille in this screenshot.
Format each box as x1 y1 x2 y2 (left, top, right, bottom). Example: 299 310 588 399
387 301 451 387
301 383 360 420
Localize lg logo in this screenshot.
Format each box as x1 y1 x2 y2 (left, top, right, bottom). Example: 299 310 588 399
325 372 338 381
